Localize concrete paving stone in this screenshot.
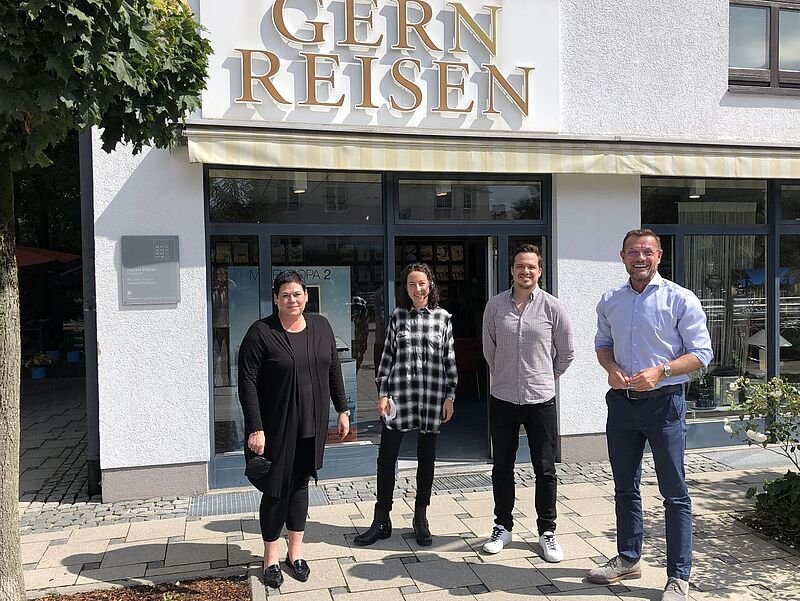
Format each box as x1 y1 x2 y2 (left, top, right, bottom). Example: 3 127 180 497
278 589 333 601
687 588 769 601
582 536 616 559
460 490 494 501
355 498 411 520
704 533 793 563
309 504 364 527
407 534 477 562
427 514 469 536
342 557 414 592
126 516 186 542
459 517 512 538
241 518 262 539
403 587 477 601
75 563 148 585
24 565 80 590
474 587 547 601
228 537 265 566
529 558 602 593
569 514 617 538
559 497 617 518
516 514 585 536
184 516 243 540
405 558 482 591
529 533 600 563
332 588 403 601
464 536 536 562
281 558 347 593
469 557 549 591
100 540 168 568
68 522 131 542
547 587 621 600
346 532 415 563
425 497 469 517
38 539 109 568
457 498 496 518
692 514 752 538
146 561 211 577
557 483 609 500
164 540 228 566
21 541 51 565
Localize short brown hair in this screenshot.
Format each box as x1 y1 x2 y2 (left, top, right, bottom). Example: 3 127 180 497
398 263 440 310
622 228 661 250
511 244 543 269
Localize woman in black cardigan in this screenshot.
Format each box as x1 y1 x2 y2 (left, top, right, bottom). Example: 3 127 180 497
238 270 350 589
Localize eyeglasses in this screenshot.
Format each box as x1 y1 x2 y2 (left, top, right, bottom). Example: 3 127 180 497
624 248 658 258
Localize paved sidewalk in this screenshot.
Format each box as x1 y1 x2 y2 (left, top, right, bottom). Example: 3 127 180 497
21 447 800 600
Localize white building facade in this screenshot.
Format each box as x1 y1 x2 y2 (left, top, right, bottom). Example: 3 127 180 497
90 0 800 501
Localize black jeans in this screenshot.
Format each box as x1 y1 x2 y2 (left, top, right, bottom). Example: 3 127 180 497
259 436 314 541
374 423 437 520
490 395 558 535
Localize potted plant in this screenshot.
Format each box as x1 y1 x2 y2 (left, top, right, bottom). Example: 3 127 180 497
724 376 800 549
25 352 53 380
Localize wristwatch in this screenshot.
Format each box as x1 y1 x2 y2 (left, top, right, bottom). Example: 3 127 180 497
339 409 351 416
662 364 672 378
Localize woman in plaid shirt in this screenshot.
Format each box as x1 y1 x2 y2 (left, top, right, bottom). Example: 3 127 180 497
354 263 458 547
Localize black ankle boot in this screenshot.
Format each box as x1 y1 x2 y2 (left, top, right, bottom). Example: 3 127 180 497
354 518 392 546
413 509 432 546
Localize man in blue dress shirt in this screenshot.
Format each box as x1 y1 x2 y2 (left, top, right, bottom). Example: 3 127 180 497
587 229 713 601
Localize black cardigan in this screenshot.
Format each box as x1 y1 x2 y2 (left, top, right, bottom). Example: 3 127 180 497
237 313 347 497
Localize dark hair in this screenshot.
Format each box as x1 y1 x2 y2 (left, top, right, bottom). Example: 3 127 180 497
511 243 543 269
622 228 661 250
398 263 439 310
272 270 306 296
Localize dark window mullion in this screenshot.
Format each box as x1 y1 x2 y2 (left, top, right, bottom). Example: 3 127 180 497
771 4 781 86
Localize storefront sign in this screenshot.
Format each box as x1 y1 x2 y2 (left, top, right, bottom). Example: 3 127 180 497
199 0 558 133
121 236 180 305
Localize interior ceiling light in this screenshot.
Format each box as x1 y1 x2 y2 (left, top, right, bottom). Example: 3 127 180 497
435 181 451 197
689 179 705 199
293 171 307 194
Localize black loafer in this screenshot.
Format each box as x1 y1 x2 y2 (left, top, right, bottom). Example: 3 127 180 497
284 557 311 582
263 563 283 589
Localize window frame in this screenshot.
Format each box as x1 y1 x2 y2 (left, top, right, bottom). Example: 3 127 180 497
729 0 800 91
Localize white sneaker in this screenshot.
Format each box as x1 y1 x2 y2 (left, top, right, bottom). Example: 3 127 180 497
539 531 564 563
482 525 512 554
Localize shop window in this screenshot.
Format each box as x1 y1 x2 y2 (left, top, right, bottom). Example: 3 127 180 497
208 169 382 224
398 179 544 221
729 1 800 91
684 235 767 413
641 178 766 224
781 183 800 219
780 235 800 382
210 236 260 455
271 236 384 447
657 235 675 280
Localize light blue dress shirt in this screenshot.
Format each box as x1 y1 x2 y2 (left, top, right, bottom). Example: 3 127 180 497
595 273 713 387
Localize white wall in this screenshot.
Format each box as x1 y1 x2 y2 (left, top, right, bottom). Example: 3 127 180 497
92 130 210 471
561 0 800 144
554 174 640 436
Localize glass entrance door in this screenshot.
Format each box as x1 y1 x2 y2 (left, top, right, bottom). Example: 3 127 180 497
394 237 490 461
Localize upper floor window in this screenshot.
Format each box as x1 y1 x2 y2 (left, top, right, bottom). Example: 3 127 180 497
729 1 800 90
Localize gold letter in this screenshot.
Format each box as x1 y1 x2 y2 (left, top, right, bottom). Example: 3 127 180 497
272 0 327 45
432 61 473 113
448 3 500 56
340 0 383 48
299 53 345 107
392 0 442 52
389 58 423 112
235 49 290 105
355 55 379 109
482 64 534 116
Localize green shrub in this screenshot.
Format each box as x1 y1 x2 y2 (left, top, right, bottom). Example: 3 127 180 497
744 470 800 550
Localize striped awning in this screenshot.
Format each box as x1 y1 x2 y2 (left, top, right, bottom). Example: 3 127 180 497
185 126 800 178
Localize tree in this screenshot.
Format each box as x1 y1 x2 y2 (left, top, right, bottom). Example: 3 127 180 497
0 2 211 598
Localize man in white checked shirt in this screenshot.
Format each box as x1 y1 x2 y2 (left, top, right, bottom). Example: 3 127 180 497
481 244 575 562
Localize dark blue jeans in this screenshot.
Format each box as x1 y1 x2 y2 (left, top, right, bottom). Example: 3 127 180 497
606 387 692 581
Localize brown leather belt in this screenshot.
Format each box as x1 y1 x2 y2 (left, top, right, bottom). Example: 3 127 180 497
616 384 683 400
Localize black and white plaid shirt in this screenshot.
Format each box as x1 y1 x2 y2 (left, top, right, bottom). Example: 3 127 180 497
376 306 458 433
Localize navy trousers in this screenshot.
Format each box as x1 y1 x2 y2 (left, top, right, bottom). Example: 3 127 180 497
606 387 692 581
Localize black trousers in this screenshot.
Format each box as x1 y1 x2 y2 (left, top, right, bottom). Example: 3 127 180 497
259 436 314 542
490 395 558 535
374 423 437 520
